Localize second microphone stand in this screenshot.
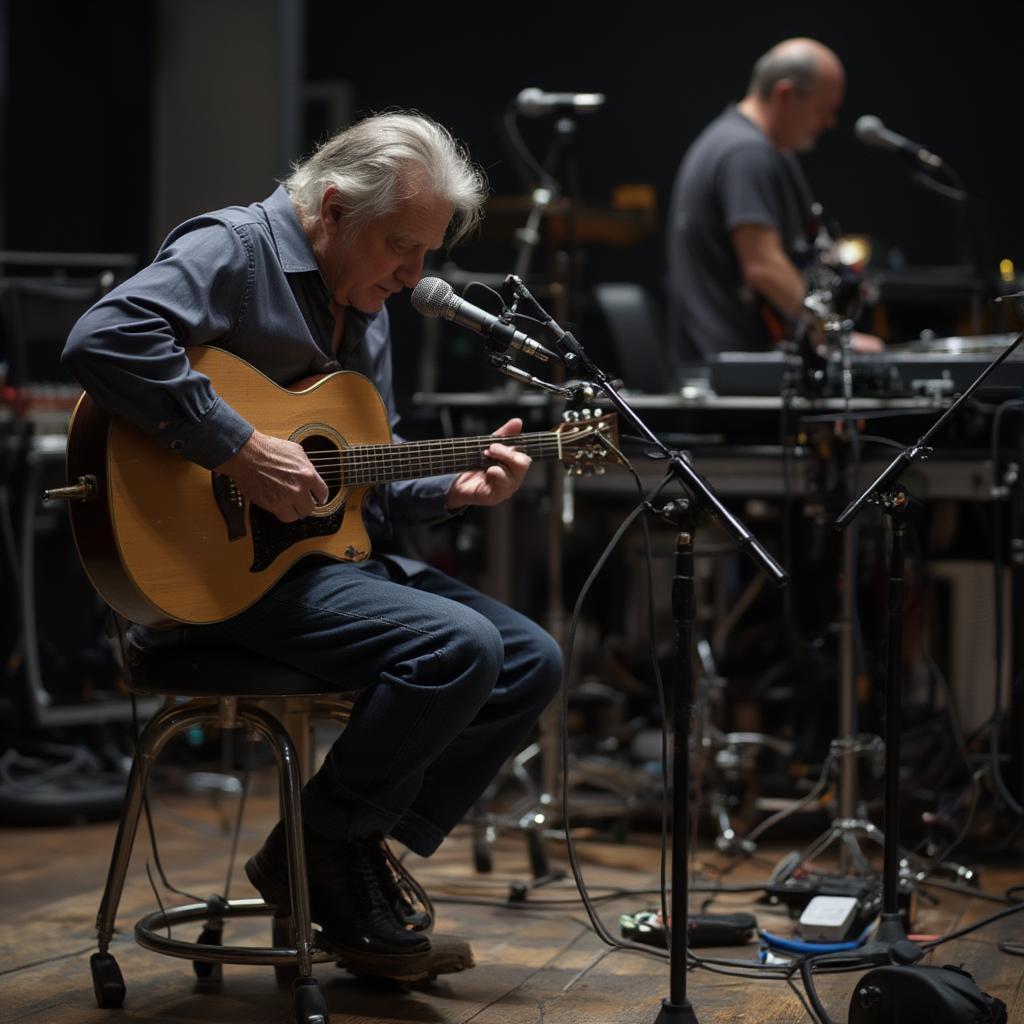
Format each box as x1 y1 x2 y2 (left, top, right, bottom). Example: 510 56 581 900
821 329 1024 972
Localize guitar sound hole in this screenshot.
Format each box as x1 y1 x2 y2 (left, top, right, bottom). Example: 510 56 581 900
300 434 342 503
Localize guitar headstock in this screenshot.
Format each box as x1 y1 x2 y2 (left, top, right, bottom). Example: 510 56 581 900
554 410 622 476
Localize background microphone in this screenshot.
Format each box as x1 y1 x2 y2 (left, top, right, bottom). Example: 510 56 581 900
854 114 944 170
411 277 557 362
515 87 605 119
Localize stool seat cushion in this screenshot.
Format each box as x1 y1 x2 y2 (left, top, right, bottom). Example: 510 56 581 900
126 640 334 697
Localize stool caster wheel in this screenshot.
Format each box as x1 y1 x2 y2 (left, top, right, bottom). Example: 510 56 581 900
90 951 126 1008
273 917 299 988
472 827 493 874
193 927 223 981
293 976 329 1024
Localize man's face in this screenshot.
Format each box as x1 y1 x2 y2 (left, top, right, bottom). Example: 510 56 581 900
316 186 453 313
779 71 845 153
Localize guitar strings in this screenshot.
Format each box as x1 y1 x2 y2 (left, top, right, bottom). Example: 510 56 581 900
302 440 570 461
301 441 594 461
295 430 567 457
299 438 591 483
302 442 572 464
306 449 566 466
285 424 609 485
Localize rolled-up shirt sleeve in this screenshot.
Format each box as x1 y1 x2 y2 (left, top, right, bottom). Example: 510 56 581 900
63 220 256 469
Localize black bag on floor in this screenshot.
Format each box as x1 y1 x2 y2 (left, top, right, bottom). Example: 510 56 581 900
848 964 1007 1024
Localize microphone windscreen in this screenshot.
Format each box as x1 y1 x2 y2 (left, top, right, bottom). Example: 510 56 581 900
411 277 453 317
854 114 884 142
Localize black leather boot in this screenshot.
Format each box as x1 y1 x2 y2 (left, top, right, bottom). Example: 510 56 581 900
376 838 433 932
245 822 431 976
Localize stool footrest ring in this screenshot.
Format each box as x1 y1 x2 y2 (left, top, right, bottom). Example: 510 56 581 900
134 897 337 967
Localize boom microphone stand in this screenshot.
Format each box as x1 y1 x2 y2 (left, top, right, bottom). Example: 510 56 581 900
497 275 789 1023
825 328 1024 968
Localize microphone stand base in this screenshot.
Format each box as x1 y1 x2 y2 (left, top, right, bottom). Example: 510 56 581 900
655 998 701 1023
818 914 925 968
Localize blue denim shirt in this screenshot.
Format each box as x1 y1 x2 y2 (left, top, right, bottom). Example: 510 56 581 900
63 186 454 535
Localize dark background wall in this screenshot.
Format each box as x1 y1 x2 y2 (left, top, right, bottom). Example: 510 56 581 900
5 1 1023 342
311 4 1024 275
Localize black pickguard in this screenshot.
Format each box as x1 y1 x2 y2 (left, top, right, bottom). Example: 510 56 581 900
248 501 347 573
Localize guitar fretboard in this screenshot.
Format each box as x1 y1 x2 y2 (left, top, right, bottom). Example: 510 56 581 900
334 431 565 486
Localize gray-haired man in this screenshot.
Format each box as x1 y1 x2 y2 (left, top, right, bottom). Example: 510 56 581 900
64 113 563 978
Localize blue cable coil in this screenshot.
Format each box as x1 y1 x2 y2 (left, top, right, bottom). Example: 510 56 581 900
757 921 875 956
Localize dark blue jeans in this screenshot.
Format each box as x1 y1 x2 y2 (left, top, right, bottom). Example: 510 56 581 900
149 557 562 857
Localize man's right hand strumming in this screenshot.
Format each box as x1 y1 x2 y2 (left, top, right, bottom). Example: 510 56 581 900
216 430 328 523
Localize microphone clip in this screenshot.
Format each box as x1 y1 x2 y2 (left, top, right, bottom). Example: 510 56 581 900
503 274 583 372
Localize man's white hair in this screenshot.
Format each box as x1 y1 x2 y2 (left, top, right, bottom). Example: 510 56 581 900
284 112 487 245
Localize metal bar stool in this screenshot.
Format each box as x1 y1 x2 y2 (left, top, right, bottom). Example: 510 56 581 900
89 640 353 1024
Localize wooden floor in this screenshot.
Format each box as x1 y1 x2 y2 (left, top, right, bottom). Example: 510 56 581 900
2 780 1023 1024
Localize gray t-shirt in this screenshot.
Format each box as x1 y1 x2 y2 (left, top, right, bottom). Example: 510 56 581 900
666 106 815 361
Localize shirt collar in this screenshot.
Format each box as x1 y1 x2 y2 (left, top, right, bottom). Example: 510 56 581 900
263 185 321 274
262 186 379 330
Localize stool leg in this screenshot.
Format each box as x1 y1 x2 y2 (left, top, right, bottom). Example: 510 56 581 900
91 702 221 1010
95 702 217 950
239 705 315 979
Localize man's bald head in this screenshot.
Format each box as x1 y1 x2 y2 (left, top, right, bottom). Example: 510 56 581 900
748 38 845 100
741 38 846 152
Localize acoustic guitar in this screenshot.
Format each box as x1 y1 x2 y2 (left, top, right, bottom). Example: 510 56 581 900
52 346 620 627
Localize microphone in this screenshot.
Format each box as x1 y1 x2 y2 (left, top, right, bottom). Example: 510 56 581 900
515 87 605 119
411 278 557 362
854 115 944 170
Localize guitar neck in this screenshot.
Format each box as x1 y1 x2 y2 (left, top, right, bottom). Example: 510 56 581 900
338 431 563 486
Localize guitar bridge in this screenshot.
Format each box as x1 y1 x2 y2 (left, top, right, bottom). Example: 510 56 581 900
212 473 247 541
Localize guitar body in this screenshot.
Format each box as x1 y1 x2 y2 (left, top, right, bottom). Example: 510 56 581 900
68 347 391 627
64 345 619 627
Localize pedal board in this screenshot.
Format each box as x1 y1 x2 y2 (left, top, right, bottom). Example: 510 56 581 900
763 873 916 933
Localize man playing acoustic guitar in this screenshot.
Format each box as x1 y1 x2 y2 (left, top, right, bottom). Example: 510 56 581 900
63 112 563 979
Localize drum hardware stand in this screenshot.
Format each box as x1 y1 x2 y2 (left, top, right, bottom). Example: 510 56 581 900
768 734 887 882
816 310 894 874
497 275 788 1023
693 639 796 855
773 305 886 874
812 330 1024 972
